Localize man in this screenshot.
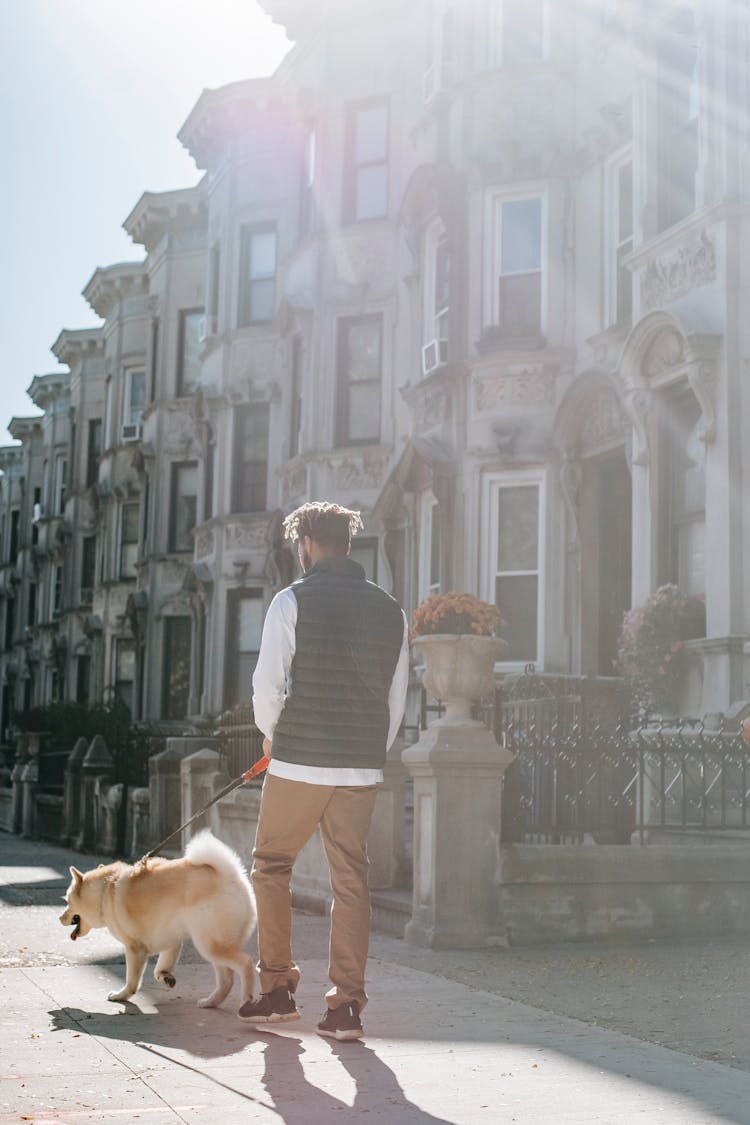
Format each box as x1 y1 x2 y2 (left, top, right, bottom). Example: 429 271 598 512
238 501 409 1040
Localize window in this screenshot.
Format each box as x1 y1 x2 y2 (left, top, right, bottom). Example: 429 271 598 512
300 123 316 237
119 504 139 578
418 493 441 598
162 617 191 719
208 243 221 331
486 477 543 663
606 152 633 327
225 591 263 709
81 536 96 603
86 418 102 487
76 655 91 706
662 393 705 601
349 537 378 582
657 12 700 231
169 463 198 552
27 582 36 628
54 457 67 515
345 102 389 222
490 195 544 339
233 404 269 513
290 338 303 458
422 224 450 372
114 638 135 713
9 509 19 562
336 316 382 445
124 368 146 429
238 226 276 326
491 0 546 66
177 308 203 396
149 318 160 402
52 566 63 615
4 596 14 650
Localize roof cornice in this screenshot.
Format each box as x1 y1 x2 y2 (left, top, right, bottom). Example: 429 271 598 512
51 327 105 368
123 180 208 251
178 77 293 170
27 372 71 409
8 416 43 441
0 445 24 468
82 261 148 319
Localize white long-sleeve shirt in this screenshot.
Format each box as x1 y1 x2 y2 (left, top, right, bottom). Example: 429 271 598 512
252 586 410 786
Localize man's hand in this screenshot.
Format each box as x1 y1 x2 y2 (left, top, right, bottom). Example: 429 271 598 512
262 737 272 759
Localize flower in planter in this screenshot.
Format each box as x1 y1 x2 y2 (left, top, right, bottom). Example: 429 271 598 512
410 592 502 644
615 584 705 714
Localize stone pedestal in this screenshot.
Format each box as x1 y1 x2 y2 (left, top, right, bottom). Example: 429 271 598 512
180 748 230 849
11 736 30 835
127 787 151 858
61 737 88 845
368 737 408 889
20 734 42 839
77 736 114 852
402 721 513 949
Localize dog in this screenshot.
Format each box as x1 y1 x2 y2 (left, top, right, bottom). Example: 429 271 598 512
59 830 256 1009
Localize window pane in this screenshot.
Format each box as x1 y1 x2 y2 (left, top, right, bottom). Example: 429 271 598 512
129 370 146 421
429 504 441 589
347 322 381 382
618 162 633 240
501 198 542 273
179 312 202 393
250 231 277 279
677 519 705 598
172 464 198 551
497 486 539 571
355 105 388 163
348 382 381 442
356 165 388 220
495 574 538 661
122 504 139 543
498 272 541 336
116 639 136 682
163 617 191 720
238 597 263 652
249 278 276 323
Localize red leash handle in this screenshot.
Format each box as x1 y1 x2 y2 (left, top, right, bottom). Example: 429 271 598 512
242 756 270 783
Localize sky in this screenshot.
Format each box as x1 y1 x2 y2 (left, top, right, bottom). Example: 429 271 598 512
0 0 291 443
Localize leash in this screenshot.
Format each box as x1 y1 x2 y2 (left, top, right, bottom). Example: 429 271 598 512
142 756 269 860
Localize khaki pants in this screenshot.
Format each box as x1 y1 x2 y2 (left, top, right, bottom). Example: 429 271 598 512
251 773 377 1011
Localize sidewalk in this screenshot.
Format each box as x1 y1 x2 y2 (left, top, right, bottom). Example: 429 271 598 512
2 834 750 1124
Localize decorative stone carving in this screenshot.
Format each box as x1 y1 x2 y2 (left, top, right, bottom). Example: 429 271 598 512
473 369 555 413
414 386 450 433
326 454 388 491
621 387 651 467
688 361 718 444
280 462 307 503
579 388 626 453
559 456 582 553
640 229 717 311
194 527 214 558
643 329 684 377
224 521 271 551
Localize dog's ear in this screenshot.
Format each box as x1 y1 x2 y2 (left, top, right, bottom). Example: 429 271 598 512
70 866 83 886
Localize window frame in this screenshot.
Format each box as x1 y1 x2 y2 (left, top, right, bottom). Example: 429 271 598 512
123 367 146 430
86 418 102 488
119 502 139 579
418 491 441 600
482 470 546 667
484 189 547 340
232 403 270 514
490 0 550 68
422 221 450 365
344 99 390 224
80 535 96 604
169 461 199 553
335 314 383 447
238 224 277 327
162 615 192 719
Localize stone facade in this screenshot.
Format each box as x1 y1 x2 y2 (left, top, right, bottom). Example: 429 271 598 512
1 0 750 736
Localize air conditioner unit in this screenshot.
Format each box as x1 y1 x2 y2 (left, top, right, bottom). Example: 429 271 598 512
121 422 142 443
32 503 44 523
421 338 448 376
199 314 218 341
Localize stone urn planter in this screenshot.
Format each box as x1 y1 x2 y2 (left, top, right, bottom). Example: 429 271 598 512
413 633 508 726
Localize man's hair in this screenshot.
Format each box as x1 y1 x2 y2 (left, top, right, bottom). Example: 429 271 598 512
283 501 363 553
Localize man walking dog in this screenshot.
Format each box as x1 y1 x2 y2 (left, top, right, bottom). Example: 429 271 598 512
239 501 409 1040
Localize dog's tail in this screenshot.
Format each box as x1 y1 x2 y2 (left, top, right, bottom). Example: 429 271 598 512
184 829 249 885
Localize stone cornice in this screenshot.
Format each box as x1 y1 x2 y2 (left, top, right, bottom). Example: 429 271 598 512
50 327 104 368
178 77 293 171
82 261 148 319
26 372 70 409
0 445 23 470
123 181 208 252
7 416 43 441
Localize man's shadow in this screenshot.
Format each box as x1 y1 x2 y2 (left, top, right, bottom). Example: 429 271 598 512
261 1034 455 1124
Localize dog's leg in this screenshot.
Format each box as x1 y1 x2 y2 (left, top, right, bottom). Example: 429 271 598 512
198 964 234 1009
154 943 182 990
108 943 148 1002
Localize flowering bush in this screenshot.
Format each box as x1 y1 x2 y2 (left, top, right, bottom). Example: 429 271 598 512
616 584 705 714
410 592 501 643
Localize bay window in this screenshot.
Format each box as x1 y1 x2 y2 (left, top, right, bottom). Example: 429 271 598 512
488 194 544 340
485 474 544 663
336 316 382 445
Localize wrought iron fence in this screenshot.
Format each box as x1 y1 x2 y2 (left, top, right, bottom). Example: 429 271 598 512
216 705 265 782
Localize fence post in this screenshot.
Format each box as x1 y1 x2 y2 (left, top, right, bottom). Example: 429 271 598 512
402 719 513 948
77 736 114 852
180 748 229 848
61 737 88 846
368 736 409 889
20 733 42 839
11 734 29 835
150 737 220 852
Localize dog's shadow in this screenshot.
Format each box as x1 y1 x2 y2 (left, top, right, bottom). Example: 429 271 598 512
48 1000 260 1062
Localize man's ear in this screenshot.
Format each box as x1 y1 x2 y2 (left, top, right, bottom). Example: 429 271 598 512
70 866 83 886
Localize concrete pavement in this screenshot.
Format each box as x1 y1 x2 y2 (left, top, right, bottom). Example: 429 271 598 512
2 834 750 1124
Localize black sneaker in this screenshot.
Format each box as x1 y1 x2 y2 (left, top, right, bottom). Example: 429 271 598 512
316 1001 363 1041
238 986 300 1024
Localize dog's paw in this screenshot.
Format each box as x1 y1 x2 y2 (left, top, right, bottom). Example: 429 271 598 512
107 990 131 1002
156 972 176 989
197 995 219 1008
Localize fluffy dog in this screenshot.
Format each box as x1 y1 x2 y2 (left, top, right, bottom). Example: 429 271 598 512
59 830 256 1009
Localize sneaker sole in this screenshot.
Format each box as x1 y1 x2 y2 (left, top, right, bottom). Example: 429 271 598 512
316 1026 364 1041
238 1011 300 1024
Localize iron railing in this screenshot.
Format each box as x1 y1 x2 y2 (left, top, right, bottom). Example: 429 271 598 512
216 705 265 782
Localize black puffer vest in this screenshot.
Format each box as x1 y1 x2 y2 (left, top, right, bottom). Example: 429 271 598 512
271 556 405 769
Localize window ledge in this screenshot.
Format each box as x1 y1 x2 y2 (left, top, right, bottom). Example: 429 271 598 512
476 327 547 356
